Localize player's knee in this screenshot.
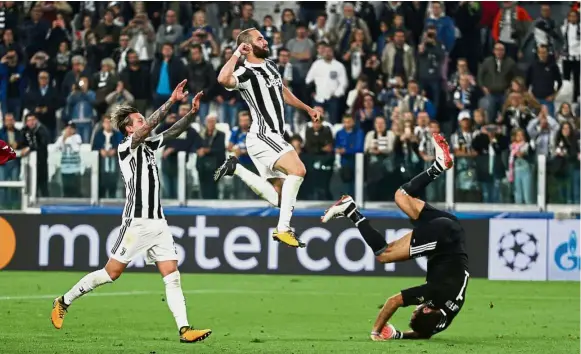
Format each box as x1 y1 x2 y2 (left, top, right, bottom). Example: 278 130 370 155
289 163 306 177
105 268 122 281
394 188 407 207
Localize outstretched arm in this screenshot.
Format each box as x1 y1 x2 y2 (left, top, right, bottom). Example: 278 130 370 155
218 43 251 89
282 85 321 122
131 80 189 149
370 293 425 340
159 92 203 141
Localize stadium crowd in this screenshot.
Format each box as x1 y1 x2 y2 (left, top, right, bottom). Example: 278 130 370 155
0 1 579 207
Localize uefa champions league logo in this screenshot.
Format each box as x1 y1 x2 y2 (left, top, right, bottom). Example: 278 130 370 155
497 229 539 272
554 231 580 271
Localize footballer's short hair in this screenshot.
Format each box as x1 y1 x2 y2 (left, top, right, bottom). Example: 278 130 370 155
236 28 257 46
409 307 442 338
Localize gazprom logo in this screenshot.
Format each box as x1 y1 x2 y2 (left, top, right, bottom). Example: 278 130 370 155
555 231 580 271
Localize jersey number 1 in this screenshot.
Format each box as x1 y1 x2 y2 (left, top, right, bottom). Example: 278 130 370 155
456 270 469 301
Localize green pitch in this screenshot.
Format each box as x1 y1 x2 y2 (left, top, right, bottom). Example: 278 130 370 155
0 271 579 354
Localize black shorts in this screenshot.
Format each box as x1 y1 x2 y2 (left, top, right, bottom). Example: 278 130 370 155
409 203 462 259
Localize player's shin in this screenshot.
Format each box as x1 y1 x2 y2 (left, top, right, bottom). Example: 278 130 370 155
276 175 303 231
234 164 279 206
63 268 113 305
344 204 388 255
163 271 190 329
400 164 443 198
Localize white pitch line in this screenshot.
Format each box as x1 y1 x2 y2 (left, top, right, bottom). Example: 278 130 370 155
0 289 578 302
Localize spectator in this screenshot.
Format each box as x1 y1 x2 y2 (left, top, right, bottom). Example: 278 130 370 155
331 2 371 54
521 4 562 61
180 17 219 61
299 1 326 27
508 128 533 204
309 13 330 44
0 2 19 33
398 80 435 120
304 116 334 155
94 9 121 44
424 1 456 54
269 31 284 60
303 116 334 200
188 10 214 37
195 114 225 200
0 113 23 207
105 81 134 115
222 28 241 53
125 12 155 69
503 76 541 113
452 2 482 76
394 118 422 184
414 111 431 140
0 29 24 62
378 2 404 33
151 43 186 111
402 1 428 47
118 49 150 115
550 122 579 204
91 58 118 118
362 53 382 92
335 114 364 196
186 44 216 123
228 3 259 34
419 120 445 202
21 113 50 197
91 115 123 198
53 41 72 91
46 13 72 59
24 71 61 138
376 21 390 57
501 92 535 135
417 25 445 114
342 28 370 84
561 10 580 104
365 116 396 201
556 102 579 128
280 9 298 45
66 76 96 143
0 50 26 121
214 47 241 127
378 75 407 120
452 111 479 202
381 29 416 85
61 55 90 97
277 48 299 129
448 58 476 93
305 42 348 124
228 111 256 199
491 1 532 60
472 123 509 203
387 14 410 42
478 42 516 128
356 93 381 134
72 15 93 52
260 15 278 47
112 33 132 74
55 122 83 198
473 108 487 130
451 74 479 132
21 6 50 58
527 106 559 157
526 45 562 117
287 22 316 84
156 10 183 48
27 50 51 88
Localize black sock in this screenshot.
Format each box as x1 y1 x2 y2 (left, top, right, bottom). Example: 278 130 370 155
345 204 388 255
401 161 443 198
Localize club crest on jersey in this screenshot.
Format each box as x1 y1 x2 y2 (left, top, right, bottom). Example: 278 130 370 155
265 77 282 88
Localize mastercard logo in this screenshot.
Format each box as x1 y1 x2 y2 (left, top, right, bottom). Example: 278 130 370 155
0 217 16 269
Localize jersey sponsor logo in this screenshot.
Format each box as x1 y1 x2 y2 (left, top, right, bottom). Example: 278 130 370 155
265 77 282 88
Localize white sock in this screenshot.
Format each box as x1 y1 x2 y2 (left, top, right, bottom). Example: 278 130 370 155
234 164 279 207
163 271 189 330
63 268 112 305
277 175 304 231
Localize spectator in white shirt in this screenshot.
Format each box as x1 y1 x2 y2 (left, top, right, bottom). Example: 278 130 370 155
55 122 83 198
305 42 348 123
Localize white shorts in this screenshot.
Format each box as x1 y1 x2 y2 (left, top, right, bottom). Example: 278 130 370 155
246 132 294 179
110 218 178 265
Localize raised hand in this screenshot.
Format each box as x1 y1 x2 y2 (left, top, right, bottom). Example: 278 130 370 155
170 80 189 102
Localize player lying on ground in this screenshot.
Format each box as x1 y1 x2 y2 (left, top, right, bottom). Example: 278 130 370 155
322 133 469 340
51 81 212 343
215 27 321 248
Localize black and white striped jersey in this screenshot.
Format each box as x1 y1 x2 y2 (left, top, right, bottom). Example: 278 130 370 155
226 59 285 136
117 134 165 219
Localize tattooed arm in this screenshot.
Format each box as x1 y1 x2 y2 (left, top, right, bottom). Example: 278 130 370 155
131 80 189 149
159 92 204 141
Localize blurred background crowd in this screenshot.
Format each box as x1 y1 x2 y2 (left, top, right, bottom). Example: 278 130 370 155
0 1 579 208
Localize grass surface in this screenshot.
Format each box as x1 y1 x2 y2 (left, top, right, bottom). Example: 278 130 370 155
0 271 579 353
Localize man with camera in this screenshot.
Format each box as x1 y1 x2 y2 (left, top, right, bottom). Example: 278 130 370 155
418 25 445 116
156 10 183 49
0 50 26 121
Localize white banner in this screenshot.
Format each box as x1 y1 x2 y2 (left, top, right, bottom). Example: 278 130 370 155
548 220 580 281
488 219 547 281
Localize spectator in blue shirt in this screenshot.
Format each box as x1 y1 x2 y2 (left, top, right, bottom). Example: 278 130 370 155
151 43 186 112
335 115 364 196
0 50 27 121
424 1 456 54
66 76 96 143
228 111 256 199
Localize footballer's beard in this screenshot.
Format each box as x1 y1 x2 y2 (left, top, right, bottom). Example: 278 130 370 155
251 44 270 59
